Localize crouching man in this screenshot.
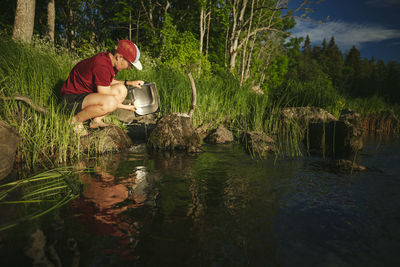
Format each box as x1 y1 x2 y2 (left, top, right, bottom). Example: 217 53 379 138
60 40 144 134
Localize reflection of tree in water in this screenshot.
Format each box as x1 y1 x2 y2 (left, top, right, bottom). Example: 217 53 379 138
69 153 159 261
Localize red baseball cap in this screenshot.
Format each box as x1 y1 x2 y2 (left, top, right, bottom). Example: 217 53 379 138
116 40 142 70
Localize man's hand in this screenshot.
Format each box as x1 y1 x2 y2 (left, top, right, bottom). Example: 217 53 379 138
118 103 136 112
127 80 144 88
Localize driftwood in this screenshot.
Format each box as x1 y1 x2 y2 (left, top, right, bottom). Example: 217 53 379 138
187 73 197 118
1 94 49 114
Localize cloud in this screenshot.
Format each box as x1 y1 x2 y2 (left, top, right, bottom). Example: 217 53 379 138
292 20 400 50
366 0 400 7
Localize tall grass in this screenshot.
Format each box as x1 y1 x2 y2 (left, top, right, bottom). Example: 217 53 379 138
0 37 83 168
7 35 394 169
276 79 346 118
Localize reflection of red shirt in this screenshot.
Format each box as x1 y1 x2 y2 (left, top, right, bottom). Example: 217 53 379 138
60 52 117 95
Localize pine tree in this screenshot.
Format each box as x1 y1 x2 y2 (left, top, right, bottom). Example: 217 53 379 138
344 46 362 96
302 35 311 56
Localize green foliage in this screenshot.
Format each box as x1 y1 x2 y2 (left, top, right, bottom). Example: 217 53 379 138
263 55 289 93
274 78 345 117
0 37 85 168
160 14 211 76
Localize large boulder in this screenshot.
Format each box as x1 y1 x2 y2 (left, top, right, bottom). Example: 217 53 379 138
242 131 276 156
281 107 337 126
195 121 217 141
0 121 19 180
279 107 363 158
204 125 234 144
80 126 133 153
147 113 202 153
305 109 363 158
112 106 158 125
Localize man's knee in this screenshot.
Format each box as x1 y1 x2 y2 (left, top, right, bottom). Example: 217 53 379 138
101 96 118 113
112 84 127 101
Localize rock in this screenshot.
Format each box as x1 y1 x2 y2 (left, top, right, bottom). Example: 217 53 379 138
306 120 363 158
281 107 337 127
312 159 367 174
334 159 366 172
112 100 158 125
195 121 217 141
112 108 136 123
280 107 363 158
0 121 19 180
339 108 361 128
147 113 202 153
127 122 156 143
205 125 234 144
242 131 276 156
80 125 133 153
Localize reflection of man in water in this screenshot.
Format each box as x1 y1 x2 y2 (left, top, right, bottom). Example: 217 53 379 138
70 161 150 261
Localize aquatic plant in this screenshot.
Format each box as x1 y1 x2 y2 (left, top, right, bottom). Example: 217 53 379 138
0 166 88 231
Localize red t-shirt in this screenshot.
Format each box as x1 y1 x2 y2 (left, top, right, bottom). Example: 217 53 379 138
60 52 117 95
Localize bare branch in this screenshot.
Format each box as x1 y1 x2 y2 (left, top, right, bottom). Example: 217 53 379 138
187 73 197 119
1 94 49 114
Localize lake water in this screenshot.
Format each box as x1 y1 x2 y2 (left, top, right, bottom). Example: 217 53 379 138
1 135 400 266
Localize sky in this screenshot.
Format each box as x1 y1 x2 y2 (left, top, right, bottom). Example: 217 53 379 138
290 0 400 62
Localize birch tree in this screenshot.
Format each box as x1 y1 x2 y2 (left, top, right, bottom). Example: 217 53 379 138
12 0 36 43
199 0 211 54
47 0 55 43
227 0 319 76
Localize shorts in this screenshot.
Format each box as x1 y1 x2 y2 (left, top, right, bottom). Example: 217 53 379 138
61 93 89 115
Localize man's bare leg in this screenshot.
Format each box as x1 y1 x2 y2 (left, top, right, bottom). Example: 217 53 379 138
90 115 109 128
70 94 118 132
71 84 129 132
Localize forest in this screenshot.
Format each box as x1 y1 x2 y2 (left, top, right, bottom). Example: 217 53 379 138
1 0 399 105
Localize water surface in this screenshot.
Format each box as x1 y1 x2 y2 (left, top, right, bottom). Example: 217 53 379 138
1 136 399 266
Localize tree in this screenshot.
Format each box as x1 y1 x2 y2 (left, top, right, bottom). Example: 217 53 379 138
344 46 362 96
302 35 311 56
47 0 55 42
226 0 317 75
12 0 36 43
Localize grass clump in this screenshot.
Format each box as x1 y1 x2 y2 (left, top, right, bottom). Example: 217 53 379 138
0 37 84 169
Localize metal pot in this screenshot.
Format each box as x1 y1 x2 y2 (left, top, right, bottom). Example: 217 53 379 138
127 82 160 116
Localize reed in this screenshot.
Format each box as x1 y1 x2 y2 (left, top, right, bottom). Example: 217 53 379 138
0 37 105 168
0 166 88 231
275 79 346 117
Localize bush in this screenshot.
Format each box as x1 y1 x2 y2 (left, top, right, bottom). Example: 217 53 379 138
160 14 211 77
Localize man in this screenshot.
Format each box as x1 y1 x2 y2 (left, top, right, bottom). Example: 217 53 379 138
60 39 144 134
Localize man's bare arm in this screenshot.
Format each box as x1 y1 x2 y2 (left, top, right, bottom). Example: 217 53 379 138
110 79 145 87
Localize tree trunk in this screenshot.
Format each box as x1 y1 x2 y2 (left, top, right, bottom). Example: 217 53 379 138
47 0 55 43
229 0 248 71
240 0 255 84
199 7 205 54
129 10 132 41
205 2 211 57
68 7 75 48
140 0 156 35
136 11 140 44
12 0 36 43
